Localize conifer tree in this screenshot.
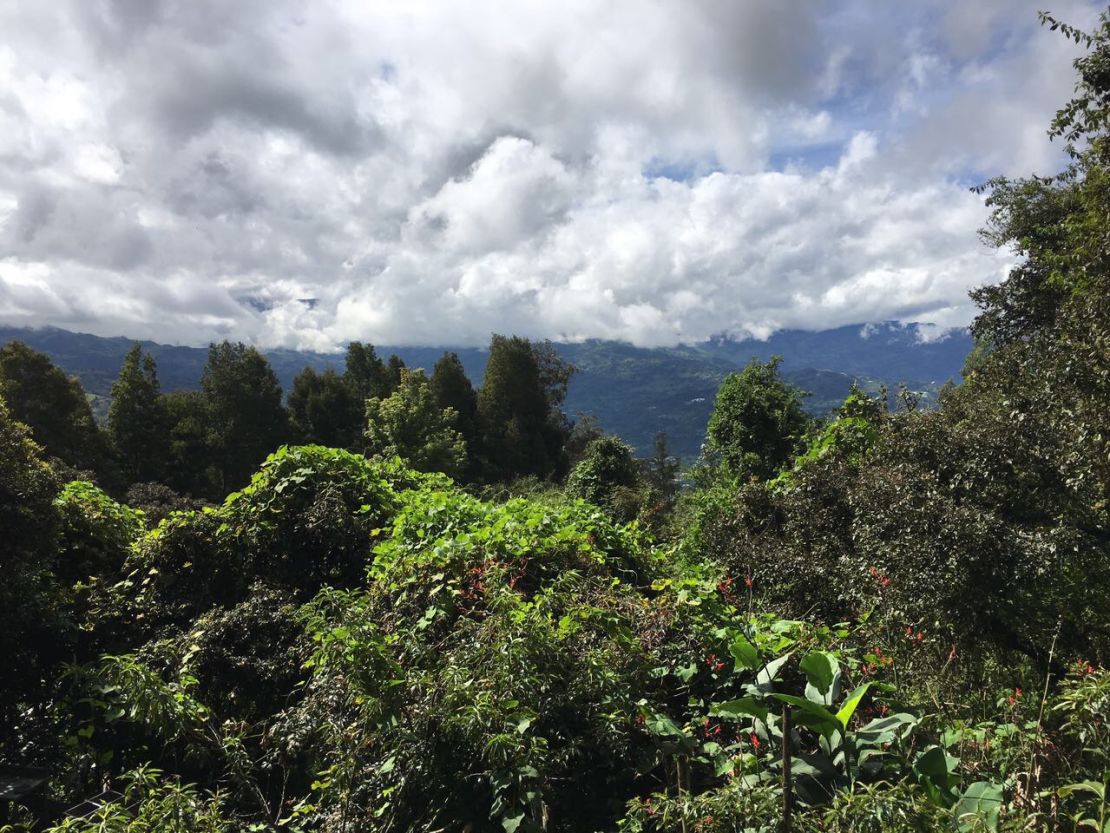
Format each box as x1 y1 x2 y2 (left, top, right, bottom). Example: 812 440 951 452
162 390 217 499
344 342 391 403
476 335 571 482
386 354 407 392
288 367 361 449
107 344 169 484
201 342 289 493
430 351 478 450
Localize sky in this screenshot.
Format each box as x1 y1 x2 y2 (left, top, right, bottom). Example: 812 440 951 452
0 0 1103 351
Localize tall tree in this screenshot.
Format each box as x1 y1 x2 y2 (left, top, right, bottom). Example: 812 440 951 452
201 342 289 493
107 344 169 484
0 340 107 475
386 354 407 392
430 351 478 449
344 342 391 403
288 367 361 449
644 431 681 503
364 368 467 478
162 390 218 499
476 335 572 482
705 356 810 480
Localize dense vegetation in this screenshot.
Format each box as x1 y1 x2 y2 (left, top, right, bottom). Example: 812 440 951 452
2 12 1109 833
0 323 968 462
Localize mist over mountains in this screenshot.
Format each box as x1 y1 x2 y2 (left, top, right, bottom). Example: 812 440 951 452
0 322 970 459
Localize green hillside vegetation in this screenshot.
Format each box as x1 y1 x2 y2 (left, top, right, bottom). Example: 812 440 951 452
0 327 960 461
1 12 1108 833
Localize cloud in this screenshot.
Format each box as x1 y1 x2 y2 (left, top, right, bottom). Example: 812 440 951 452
0 0 1100 349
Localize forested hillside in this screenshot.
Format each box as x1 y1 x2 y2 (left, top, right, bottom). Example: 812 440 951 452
1 11 1108 833
0 324 966 460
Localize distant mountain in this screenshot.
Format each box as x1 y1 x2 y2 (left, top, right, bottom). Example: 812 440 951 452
0 324 970 461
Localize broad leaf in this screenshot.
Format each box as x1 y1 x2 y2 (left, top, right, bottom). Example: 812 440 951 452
954 781 1003 832
800 651 839 702
729 634 761 671
835 683 871 730
769 693 841 736
710 697 768 723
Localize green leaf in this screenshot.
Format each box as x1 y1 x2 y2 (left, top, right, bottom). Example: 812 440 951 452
502 812 526 833
729 634 761 671
754 651 794 692
856 712 918 746
1056 780 1105 800
710 697 768 723
768 694 840 736
954 781 1003 831
835 683 870 730
800 651 838 701
914 745 959 802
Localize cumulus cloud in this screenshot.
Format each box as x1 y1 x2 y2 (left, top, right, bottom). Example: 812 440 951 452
0 0 1101 349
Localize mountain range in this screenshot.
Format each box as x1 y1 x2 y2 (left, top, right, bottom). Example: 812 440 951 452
0 323 972 460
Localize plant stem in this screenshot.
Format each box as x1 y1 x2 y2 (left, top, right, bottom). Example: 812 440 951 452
781 706 793 833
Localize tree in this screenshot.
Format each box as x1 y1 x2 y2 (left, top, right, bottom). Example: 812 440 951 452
344 342 391 403
565 413 605 467
705 356 810 480
200 342 289 494
163 390 219 499
430 352 479 464
364 368 467 478
0 396 65 736
566 435 646 522
386 354 407 392
644 431 681 503
0 341 107 475
288 367 361 449
476 335 572 482
107 344 169 484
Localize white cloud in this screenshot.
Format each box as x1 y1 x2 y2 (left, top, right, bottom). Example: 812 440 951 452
0 0 1099 349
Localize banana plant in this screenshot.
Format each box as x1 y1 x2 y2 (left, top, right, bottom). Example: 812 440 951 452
710 647 918 804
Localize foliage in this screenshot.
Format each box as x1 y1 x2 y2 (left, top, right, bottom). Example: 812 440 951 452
123 481 207 528
54 481 144 591
46 766 233 833
200 341 290 494
162 390 219 499
364 368 468 478
431 350 480 475
344 341 393 403
477 335 572 483
288 367 362 450
567 435 651 524
0 396 65 746
0 340 107 476
704 356 811 480
107 344 168 485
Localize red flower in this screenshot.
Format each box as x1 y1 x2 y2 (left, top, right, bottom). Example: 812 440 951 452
750 733 762 751
744 575 753 589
